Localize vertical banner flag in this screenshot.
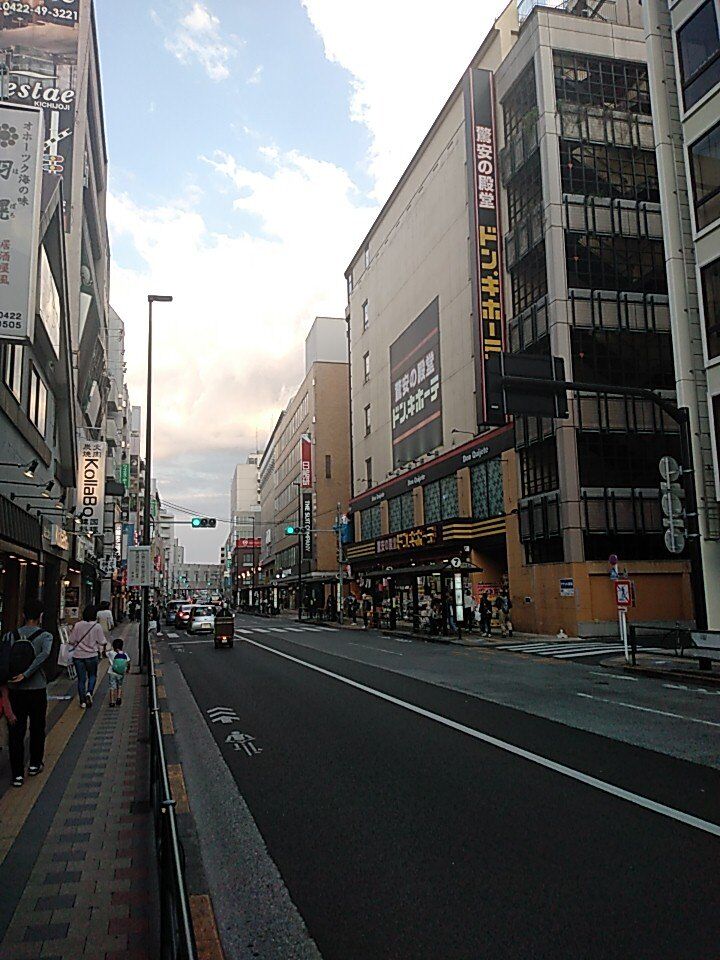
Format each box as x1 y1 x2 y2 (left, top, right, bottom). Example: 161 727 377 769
1 1 81 230
390 298 443 468
464 68 505 427
76 439 106 539
301 434 312 488
0 103 44 343
301 492 313 559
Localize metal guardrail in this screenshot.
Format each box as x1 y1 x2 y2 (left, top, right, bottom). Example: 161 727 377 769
146 635 198 960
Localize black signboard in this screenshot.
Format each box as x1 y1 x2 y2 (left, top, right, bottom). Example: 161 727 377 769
464 67 505 428
350 423 513 513
390 297 443 468
301 492 313 560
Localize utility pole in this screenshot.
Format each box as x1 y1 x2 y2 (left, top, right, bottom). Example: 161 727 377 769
337 502 344 626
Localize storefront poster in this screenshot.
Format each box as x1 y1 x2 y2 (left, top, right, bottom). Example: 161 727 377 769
0 102 44 343
76 438 106 538
464 67 505 427
301 492 312 559
390 297 443 468
1 0 81 230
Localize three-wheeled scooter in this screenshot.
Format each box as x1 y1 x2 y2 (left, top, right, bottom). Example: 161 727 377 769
214 612 235 649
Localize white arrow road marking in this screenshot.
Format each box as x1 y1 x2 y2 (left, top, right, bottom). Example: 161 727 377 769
349 642 403 657
246 638 720 839
576 693 720 727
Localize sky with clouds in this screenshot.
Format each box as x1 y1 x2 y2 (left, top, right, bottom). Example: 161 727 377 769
95 0 507 562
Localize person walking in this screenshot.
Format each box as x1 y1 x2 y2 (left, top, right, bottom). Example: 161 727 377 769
463 589 475 633
495 589 513 638
68 605 108 709
361 593 372 630
1 598 53 788
97 600 114 637
107 638 131 708
478 592 493 637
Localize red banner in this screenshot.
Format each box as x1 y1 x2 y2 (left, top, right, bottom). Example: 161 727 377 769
236 538 261 549
301 434 312 488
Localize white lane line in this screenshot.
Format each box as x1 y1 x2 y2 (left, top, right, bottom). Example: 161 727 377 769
246 637 720 839
284 627 304 633
349 642 403 657
554 647 630 659
590 671 638 682
576 693 720 728
169 639 214 645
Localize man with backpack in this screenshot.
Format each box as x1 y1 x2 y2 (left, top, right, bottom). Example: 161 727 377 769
495 589 513 638
1 598 53 788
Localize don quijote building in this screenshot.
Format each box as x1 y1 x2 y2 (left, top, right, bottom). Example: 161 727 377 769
345 0 720 636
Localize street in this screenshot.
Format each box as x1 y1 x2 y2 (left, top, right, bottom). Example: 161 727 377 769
157 615 720 960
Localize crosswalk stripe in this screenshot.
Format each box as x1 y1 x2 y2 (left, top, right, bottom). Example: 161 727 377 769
554 647 627 659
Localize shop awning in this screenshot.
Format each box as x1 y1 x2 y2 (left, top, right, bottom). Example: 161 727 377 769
362 561 481 579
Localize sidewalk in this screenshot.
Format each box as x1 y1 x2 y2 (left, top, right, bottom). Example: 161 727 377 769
0 622 158 960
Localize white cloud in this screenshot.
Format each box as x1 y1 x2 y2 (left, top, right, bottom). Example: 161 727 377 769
108 147 375 465
164 2 239 81
301 0 506 201
246 64 263 85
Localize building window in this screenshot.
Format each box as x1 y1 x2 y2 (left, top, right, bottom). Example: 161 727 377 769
363 351 370 383
389 492 414 533
701 256 720 359
361 504 381 540
364 404 371 436
365 457 372 487
325 454 332 479
690 123 720 232
28 364 47 436
677 0 720 111
560 141 659 203
510 242 548 314
503 62 537 143
565 233 668 295
364 246 370 269
471 458 505 518
423 475 458 524
1 343 22 400
347 273 353 298
714 394 720 468
553 51 651 116
362 300 369 331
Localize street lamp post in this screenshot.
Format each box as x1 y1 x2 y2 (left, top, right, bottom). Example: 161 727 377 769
140 294 172 673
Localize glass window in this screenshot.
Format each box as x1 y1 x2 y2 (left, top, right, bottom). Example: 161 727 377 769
471 458 505 518
347 273 353 298
364 246 370 268
363 351 370 382
28 364 47 436
553 51 651 115
364 404 371 436
677 0 720 110
362 300 369 331
424 476 458 523
361 505 381 540
690 123 720 231
565 233 668 294
325 454 332 479
701 256 720 359
423 480 441 524
389 492 414 533
440 475 458 519
1 343 22 400
560 141 659 203
365 457 372 487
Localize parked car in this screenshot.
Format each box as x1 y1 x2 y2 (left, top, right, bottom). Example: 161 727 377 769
175 604 194 630
166 600 185 625
188 605 215 635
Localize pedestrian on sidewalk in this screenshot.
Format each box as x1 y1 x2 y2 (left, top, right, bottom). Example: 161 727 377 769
361 593 372 630
463 589 475 632
68 605 108 710
107 638 130 708
97 600 114 637
478 592 493 637
495 589 513 638
1 598 53 788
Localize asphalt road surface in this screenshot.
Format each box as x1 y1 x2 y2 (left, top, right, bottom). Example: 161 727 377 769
161 615 720 960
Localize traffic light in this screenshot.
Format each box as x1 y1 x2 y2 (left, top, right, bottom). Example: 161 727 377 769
191 517 217 528
285 524 301 535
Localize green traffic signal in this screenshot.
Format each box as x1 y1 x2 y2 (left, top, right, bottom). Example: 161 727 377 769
191 517 201 528
191 517 217 529
285 525 297 535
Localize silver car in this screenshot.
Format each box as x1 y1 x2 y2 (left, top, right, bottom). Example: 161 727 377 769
187 605 216 634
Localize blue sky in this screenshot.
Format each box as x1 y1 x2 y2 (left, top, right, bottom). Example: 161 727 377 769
94 0 505 561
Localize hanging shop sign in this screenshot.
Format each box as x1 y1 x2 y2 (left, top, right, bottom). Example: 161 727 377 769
390 297 443 468
76 438 106 538
464 67 505 428
301 492 313 559
1 0 81 230
376 524 439 556
0 103 44 344
301 434 312 487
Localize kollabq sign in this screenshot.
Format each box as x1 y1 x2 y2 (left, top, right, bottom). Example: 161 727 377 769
76 439 106 538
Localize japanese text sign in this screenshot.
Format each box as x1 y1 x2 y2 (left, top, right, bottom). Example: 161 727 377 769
0 103 43 343
390 297 443 468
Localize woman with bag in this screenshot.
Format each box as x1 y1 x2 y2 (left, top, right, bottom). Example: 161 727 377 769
67 605 108 709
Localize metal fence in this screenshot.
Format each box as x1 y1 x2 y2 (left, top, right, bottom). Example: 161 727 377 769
146 636 198 960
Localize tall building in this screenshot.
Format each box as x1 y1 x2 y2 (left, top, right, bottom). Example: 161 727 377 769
256 317 350 611
344 0 720 636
